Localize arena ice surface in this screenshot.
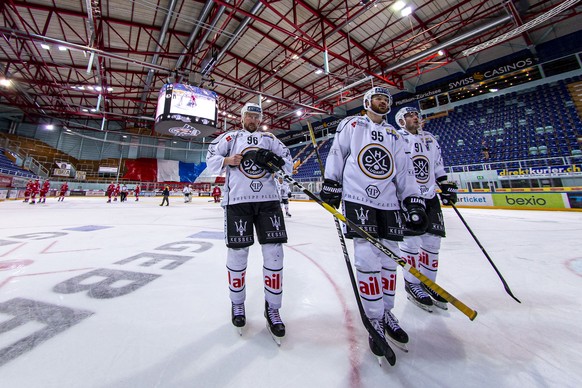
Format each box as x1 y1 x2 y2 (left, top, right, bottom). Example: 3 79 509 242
0 196 581 388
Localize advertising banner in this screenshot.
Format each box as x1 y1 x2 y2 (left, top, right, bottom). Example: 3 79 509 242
53 168 71 177
456 193 493 207
492 193 568 209
0 175 13 187
497 164 582 179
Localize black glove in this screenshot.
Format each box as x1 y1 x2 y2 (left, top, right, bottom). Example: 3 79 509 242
252 148 285 173
439 181 458 205
288 192 292 198
403 196 429 234
320 179 342 208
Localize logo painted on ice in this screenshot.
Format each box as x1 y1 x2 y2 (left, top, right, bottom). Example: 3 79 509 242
235 219 247 236
357 144 394 179
413 156 430 184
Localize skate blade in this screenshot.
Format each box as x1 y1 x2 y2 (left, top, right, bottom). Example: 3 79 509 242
406 295 433 313
265 322 283 346
386 337 409 353
374 355 383 366
432 300 448 310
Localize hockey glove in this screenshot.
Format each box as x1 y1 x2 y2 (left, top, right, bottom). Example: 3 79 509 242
320 179 342 209
252 148 285 173
439 181 458 206
403 196 429 234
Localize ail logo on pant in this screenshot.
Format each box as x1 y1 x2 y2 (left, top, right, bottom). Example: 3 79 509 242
359 276 380 297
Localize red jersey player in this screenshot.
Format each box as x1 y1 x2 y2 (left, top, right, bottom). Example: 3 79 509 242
23 179 33 203
39 180 50 203
106 182 116 203
212 185 221 203
58 182 69 202
29 179 40 204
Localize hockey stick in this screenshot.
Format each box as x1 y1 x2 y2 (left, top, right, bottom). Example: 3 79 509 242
246 151 478 320
306 121 396 365
439 194 521 303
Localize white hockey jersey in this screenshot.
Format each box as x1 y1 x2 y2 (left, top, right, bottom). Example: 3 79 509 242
325 114 420 210
275 179 290 200
205 129 293 205
397 128 447 199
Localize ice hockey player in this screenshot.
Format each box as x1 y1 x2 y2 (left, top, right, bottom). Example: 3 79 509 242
106 182 115 203
320 87 428 356
39 180 50 203
134 184 141 201
183 184 192 203
212 185 221 203
394 106 458 311
58 182 69 202
275 176 292 217
29 179 40 204
205 102 292 344
23 179 33 203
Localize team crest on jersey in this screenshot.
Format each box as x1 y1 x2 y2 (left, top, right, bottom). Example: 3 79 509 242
413 155 430 184
358 144 394 179
240 147 268 179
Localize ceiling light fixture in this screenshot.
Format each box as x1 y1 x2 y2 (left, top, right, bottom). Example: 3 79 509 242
401 6 413 17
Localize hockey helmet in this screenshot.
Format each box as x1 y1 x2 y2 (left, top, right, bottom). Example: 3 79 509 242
363 86 392 115
395 106 420 128
240 102 263 122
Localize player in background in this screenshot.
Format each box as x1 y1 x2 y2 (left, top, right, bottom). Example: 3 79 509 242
275 176 292 217
58 182 69 201
113 183 120 201
29 179 40 204
39 180 50 203
23 179 33 203
183 184 192 203
320 87 428 356
120 184 128 202
205 102 292 344
134 184 141 201
212 185 222 203
106 182 116 203
394 107 458 311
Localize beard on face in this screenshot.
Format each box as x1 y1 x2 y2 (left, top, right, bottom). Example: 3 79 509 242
244 122 257 132
370 100 389 115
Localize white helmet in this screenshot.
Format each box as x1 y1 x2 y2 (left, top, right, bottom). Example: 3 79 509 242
240 102 263 122
363 86 392 115
395 106 420 128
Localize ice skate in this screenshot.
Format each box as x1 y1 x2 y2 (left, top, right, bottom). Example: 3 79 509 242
384 310 409 352
405 280 433 313
367 318 386 365
264 301 285 345
285 211 291 217
422 284 448 310
231 303 246 335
